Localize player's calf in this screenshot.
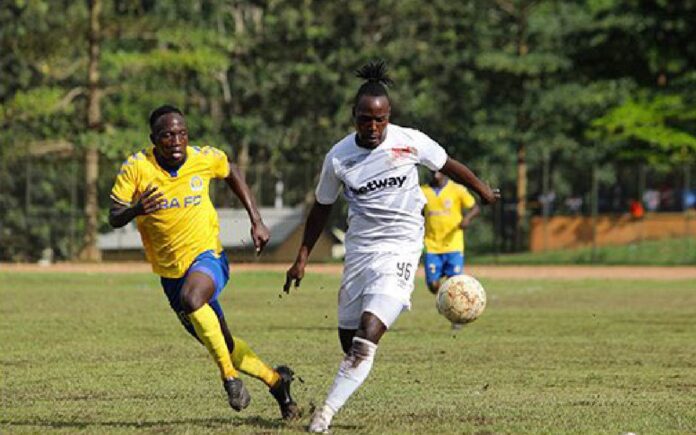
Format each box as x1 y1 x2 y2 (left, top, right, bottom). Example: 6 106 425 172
427 279 441 294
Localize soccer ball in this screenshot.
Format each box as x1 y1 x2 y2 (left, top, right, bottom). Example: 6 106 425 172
436 274 487 324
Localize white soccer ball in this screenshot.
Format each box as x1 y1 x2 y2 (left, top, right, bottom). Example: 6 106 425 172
436 274 487 324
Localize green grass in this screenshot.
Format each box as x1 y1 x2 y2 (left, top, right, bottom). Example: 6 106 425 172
475 237 696 265
1 271 695 434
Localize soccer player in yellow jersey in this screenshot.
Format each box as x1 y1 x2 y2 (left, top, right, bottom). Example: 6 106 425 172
108 105 299 420
421 171 480 294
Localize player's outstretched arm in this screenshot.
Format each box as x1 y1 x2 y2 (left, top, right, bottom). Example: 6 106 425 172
108 184 164 228
283 200 332 293
460 204 481 229
440 158 500 205
224 161 270 254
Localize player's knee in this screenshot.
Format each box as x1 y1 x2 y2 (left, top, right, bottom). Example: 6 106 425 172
428 280 440 294
356 315 386 345
180 288 207 313
355 328 379 346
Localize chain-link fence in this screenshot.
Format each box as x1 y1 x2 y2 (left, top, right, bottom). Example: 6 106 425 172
1 152 693 262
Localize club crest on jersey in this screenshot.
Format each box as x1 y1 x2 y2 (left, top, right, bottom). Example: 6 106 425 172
343 153 370 170
391 146 417 160
190 175 203 192
349 175 406 195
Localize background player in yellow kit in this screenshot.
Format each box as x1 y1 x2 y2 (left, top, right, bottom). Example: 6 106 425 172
421 170 480 294
108 105 299 420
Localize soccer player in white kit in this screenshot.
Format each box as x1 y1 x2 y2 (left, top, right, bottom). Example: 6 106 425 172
283 60 500 433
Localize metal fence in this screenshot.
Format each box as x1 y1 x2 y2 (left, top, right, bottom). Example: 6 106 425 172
0 152 693 262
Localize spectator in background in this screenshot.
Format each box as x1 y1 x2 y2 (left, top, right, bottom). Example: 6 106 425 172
660 185 676 211
539 190 556 215
643 189 660 212
565 196 583 215
629 199 644 220
684 189 696 210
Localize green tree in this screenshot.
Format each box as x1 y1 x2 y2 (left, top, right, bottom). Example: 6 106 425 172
1 0 694 261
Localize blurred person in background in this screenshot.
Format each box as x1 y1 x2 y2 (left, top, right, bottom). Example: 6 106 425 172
629 198 645 219
421 170 480 295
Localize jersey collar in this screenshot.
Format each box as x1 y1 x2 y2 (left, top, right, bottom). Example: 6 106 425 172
353 124 390 151
432 180 449 195
152 147 187 177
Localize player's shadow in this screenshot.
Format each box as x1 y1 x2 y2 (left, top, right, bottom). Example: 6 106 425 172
267 325 408 333
267 325 337 331
330 423 361 430
3 415 287 430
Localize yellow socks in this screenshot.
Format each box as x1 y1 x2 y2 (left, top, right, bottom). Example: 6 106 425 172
188 304 238 380
186 305 278 386
231 336 280 387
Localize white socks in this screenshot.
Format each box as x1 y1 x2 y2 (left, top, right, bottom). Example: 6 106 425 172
323 336 378 414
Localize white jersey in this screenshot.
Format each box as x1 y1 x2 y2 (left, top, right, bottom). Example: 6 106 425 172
316 124 448 253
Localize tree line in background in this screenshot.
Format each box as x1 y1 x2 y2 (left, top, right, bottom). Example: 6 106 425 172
1 0 694 262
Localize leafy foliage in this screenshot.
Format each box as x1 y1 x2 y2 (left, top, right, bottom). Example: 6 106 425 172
0 0 694 260
590 95 696 164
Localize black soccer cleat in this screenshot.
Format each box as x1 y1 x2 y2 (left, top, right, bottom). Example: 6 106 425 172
224 377 251 411
269 365 302 420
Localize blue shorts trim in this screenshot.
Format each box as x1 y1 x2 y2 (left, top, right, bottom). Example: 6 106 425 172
161 250 230 338
424 252 465 285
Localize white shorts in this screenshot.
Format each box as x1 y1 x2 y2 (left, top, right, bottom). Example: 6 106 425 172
337 249 422 330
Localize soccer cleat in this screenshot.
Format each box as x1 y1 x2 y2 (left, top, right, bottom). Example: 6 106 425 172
269 365 302 420
308 405 333 433
224 377 251 411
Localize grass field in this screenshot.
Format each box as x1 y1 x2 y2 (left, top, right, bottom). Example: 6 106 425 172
475 237 696 265
1 270 695 434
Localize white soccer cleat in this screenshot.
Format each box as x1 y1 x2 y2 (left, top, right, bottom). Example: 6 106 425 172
308 405 333 433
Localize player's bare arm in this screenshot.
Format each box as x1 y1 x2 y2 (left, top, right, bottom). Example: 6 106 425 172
108 184 165 228
440 158 500 204
224 161 270 254
283 201 332 293
460 204 480 229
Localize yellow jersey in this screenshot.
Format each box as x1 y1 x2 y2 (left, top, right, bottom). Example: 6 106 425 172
110 146 230 278
421 181 476 253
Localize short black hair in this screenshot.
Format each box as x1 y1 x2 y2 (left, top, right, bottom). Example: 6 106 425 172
149 105 183 131
353 59 393 107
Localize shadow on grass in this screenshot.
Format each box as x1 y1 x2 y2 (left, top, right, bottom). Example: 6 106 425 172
330 423 361 431
2 415 288 430
266 325 414 333
267 325 337 331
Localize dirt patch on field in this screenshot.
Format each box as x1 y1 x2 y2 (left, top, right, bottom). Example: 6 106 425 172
2 262 695 280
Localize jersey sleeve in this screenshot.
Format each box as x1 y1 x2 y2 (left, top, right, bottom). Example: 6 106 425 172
315 152 341 205
412 129 448 171
110 157 138 206
203 146 231 179
460 185 477 209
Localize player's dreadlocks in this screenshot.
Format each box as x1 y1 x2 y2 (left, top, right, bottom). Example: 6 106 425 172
149 105 183 131
353 59 394 107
